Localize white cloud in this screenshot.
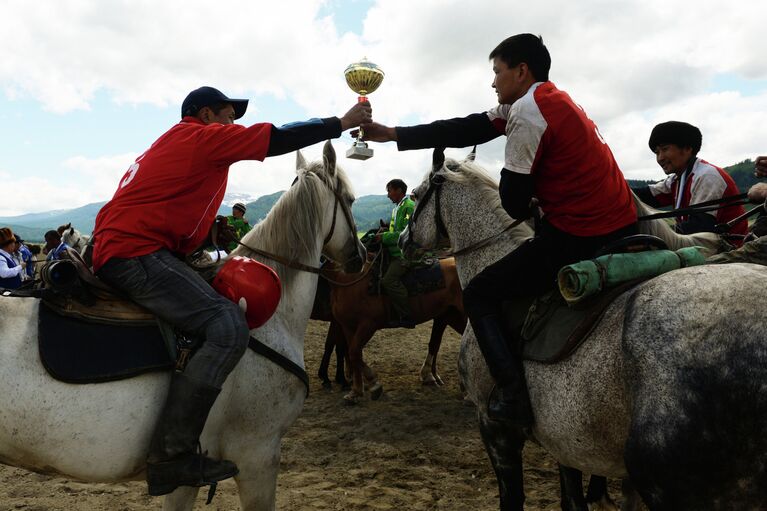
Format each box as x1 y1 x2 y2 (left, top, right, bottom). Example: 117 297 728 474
1 0 766 215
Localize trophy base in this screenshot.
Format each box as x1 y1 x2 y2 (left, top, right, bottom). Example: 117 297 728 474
346 144 374 160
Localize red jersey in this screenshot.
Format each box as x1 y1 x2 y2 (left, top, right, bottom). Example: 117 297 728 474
487 82 636 236
92 117 272 271
648 158 748 244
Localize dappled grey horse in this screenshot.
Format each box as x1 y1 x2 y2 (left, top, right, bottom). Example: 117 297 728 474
401 149 767 511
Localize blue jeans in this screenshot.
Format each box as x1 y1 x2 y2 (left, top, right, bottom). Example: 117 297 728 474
97 250 250 389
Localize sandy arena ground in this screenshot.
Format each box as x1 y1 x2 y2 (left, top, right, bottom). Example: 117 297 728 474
0 320 621 510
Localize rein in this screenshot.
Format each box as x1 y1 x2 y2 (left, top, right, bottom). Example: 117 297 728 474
319 249 381 287
235 184 359 274
410 170 524 258
450 219 524 257
637 193 749 222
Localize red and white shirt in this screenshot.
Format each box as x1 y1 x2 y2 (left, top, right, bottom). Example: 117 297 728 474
648 158 748 239
92 117 272 271
487 81 636 237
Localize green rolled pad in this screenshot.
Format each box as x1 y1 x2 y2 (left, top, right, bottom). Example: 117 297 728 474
558 247 707 305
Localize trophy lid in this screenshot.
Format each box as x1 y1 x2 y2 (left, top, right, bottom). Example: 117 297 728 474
344 57 384 96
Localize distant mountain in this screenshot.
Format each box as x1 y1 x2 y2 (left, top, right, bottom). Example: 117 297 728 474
353 195 394 231
1 161 758 242
242 191 285 224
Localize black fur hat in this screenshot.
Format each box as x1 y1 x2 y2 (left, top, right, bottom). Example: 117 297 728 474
648 121 702 154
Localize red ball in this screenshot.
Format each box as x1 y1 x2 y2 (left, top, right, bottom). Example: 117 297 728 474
212 256 281 328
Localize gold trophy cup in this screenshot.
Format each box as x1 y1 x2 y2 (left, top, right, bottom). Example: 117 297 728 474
344 58 384 160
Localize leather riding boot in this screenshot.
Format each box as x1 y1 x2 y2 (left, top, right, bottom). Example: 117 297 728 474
146 372 239 496
471 314 534 426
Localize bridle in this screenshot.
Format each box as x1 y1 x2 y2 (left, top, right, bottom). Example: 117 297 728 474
235 174 361 274
409 171 449 243
407 168 524 258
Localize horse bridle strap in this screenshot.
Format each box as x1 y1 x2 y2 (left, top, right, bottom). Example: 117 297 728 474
237 243 322 274
411 174 449 239
235 184 358 275
248 335 309 397
450 218 524 257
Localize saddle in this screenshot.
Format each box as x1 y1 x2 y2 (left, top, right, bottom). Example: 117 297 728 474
367 249 446 297
507 234 670 363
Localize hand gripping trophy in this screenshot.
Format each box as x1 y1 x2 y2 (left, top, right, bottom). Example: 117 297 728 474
344 57 384 160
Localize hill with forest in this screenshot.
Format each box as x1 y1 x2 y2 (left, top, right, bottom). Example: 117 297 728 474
1 160 760 242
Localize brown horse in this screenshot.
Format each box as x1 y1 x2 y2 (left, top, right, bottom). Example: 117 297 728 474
325 256 466 403
311 272 464 391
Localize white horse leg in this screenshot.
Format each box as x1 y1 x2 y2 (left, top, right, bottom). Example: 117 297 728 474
362 361 383 400
235 441 281 511
162 486 200 511
420 353 438 385
431 354 444 386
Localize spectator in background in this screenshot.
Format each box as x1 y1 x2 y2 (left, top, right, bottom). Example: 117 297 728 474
15 236 34 280
633 121 747 244
44 230 70 261
225 203 252 252
707 156 767 264
376 178 416 328
0 227 25 289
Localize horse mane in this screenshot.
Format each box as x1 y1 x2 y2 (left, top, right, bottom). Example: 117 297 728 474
632 194 725 256
232 159 354 286
436 157 724 257
436 157 534 243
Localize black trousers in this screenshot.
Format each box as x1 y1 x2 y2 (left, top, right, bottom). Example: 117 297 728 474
463 220 638 321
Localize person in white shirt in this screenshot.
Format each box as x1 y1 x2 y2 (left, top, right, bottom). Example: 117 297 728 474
0 227 26 290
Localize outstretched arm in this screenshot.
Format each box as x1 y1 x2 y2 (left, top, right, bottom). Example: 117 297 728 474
354 113 503 150
266 102 373 157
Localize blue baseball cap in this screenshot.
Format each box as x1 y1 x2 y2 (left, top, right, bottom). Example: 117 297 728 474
181 86 249 120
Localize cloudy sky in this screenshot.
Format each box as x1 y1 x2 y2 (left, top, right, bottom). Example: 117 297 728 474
1 0 765 216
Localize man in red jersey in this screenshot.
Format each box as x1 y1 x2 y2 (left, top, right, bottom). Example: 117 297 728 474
633 121 747 244
92 86 371 496
358 34 637 426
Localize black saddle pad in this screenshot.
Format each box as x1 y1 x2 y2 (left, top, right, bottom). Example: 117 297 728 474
503 282 636 364
368 255 446 297
38 302 172 383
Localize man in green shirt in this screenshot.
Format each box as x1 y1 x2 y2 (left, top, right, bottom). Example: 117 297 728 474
226 203 252 252
377 179 416 328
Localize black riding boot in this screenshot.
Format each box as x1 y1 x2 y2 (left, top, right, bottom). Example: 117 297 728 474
471 314 534 426
146 372 239 496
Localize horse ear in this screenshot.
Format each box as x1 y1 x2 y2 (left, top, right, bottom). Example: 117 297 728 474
69 228 74 236
322 141 337 178
296 150 307 170
432 148 446 172
466 146 477 161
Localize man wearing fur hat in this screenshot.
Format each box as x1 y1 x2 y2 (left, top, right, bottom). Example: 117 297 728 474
633 121 747 244
0 228 26 290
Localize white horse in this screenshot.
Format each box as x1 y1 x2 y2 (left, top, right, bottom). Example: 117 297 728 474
0 141 365 510
401 149 767 511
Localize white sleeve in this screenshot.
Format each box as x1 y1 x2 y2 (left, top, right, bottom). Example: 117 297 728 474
690 171 727 216
0 258 22 279
503 99 547 175
648 176 676 196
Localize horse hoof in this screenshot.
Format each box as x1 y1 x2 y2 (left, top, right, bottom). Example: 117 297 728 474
435 375 445 386
369 383 384 400
343 392 361 405
421 376 438 386
321 381 332 391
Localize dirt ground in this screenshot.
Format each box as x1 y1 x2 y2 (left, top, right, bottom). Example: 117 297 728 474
0 320 619 510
